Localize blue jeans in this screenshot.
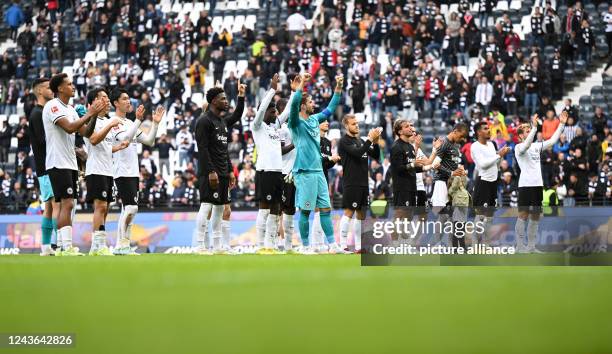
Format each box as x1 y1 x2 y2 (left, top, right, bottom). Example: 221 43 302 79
457 52 469 68
35 47 47 67
524 93 538 116
479 13 489 28
385 105 399 118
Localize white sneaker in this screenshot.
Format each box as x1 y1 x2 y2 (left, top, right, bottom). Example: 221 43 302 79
516 243 530 254
40 246 55 256
194 246 213 255
328 243 352 254
297 246 317 255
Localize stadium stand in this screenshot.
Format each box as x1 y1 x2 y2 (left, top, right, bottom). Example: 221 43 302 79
0 0 611 213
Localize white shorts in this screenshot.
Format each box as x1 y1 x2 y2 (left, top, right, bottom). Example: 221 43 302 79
431 180 449 207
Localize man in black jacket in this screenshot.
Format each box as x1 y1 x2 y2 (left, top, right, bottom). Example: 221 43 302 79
194 80 245 254
337 114 380 252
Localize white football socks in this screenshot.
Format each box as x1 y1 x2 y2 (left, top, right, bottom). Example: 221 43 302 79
353 219 362 251
210 205 224 251
515 218 527 248
222 220 231 249
196 203 212 249
256 209 270 248
527 219 540 250
283 214 295 250
339 215 351 249
264 214 279 249
59 226 73 249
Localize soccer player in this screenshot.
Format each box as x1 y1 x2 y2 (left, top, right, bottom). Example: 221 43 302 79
84 88 131 255
43 73 103 256
431 123 469 209
288 73 347 254
470 121 511 242
110 88 164 255
29 78 60 256
252 73 284 254
278 95 298 252
337 114 381 253
515 112 566 252
195 80 246 254
311 118 341 253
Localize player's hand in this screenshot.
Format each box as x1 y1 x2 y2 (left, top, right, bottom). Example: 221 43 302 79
109 117 122 128
229 172 236 189
270 73 280 91
135 105 145 121
117 140 130 150
290 75 302 91
367 128 381 141
531 113 539 126
331 155 341 163
559 111 568 124
452 167 465 176
209 171 219 189
498 146 511 158
301 72 312 82
414 158 428 167
152 106 165 123
238 79 247 97
433 137 443 150
334 75 344 92
90 99 106 116
432 160 441 169
414 134 423 147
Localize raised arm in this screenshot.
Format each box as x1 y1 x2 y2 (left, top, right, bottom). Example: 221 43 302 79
137 106 165 146
253 89 275 130
514 114 539 155
340 135 373 158
89 117 121 145
115 105 145 143
276 91 297 127
225 80 246 127
313 76 343 123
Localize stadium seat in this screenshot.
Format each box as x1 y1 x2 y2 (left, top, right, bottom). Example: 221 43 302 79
574 60 587 75
8 114 20 126
232 15 245 33
62 66 72 74
591 85 603 96
581 112 594 123
0 115 7 124
222 15 234 32
579 95 592 106
211 16 223 33
244 15 256 30
236 60 248 77
510 0 522 10
171 2 182 14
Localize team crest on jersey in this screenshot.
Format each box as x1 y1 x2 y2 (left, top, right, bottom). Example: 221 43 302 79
51 106 59 113
305 201 311 208
266 195 272 201
352 202 358 208
405 201 410 206
213 192 219 199
67 187 73 194
102 191 107 198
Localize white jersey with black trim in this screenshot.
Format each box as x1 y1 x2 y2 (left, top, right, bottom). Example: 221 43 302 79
85 116 114 177
110 115 143 178
42 98 78 171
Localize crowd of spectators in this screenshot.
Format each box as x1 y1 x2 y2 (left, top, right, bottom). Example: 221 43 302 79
0 0 611 213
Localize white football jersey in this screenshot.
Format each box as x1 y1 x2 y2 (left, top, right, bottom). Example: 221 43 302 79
279 123 296 176
42 98 78 171
415 147 425 191
252 122 282 172
111 116 143 178
85 117 114 177
515 141 544 188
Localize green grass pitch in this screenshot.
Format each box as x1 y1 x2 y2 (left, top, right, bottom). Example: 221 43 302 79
1 255 611 354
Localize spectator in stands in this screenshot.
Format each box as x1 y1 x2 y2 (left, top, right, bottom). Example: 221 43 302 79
475 76 493 114
0 54 15 88
3 80 19 115
176 125 193 171
578 19 594 64
0 121 11 163
4 0 24 41
189 60 206 94
156 134 175 176
287 9 307 41
13 116 29 154
48 23 64 63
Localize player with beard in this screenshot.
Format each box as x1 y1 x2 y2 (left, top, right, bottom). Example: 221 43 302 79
470 121 511 242
289 73 348 254
195 80 246 254
390 120 437 241
252 74 285 254
431 123 469 210
29 78 60 256
515 112 566 252
110 88 163 255
337 114 381 253
43 73 102 256
84 88 134 255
